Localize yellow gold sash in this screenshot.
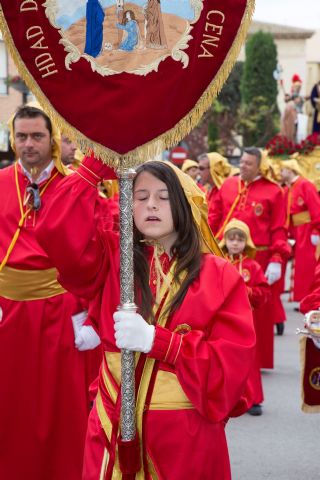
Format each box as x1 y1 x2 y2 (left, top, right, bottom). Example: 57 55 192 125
101 352 193 413
135 262 188 479
292 210 311 227
0 265 65 301
97 260 189 478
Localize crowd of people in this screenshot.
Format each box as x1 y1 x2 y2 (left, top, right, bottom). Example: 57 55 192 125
280 74 320 143
1 102 320 479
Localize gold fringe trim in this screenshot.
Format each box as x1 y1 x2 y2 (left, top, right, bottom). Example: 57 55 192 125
0 1 255 170
299 337 320 413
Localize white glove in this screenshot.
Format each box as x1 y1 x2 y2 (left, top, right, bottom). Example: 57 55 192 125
113 311 155 353
72 310 88 338
75 325 101 351
310 234 320 246
265 262 281 285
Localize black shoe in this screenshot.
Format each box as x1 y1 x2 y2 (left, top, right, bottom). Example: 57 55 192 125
247 404 262 416
294 307 300 312
276 322 285 335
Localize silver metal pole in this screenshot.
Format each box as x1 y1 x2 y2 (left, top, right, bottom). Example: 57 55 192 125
118 168 136 441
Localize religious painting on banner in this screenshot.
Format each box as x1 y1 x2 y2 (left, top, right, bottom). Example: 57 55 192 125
0 0 254 167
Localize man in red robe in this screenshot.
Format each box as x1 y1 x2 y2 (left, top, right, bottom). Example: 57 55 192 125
0 105 102 480
209 147 290 368
281 159 320 303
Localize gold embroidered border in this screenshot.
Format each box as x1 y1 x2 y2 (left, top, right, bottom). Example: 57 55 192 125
0 1 255 169
299 337 320 414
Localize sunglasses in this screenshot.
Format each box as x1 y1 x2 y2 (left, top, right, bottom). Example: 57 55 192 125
25 183 41 211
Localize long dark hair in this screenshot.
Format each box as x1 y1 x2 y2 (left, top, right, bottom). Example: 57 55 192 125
133 161 201 322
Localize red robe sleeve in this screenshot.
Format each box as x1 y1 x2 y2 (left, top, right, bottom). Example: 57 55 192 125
37 157 116 299
148 259 256 422
301 180 320 232
300 259 320 313
208 187 223 235
268 186 291 263
245 259 271 309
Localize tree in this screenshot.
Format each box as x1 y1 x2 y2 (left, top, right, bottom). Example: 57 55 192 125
209 62 244 155
239 31 279 146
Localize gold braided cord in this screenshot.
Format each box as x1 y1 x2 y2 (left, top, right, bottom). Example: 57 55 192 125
0 1 255 169
0 163 59 272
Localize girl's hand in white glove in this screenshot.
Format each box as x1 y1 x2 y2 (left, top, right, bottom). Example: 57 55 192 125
113 311 155 353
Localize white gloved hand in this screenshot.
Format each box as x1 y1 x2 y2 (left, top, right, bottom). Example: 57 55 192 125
75 325 101 351
72 310 88 338
113 311 155 353
265 262 282 285
310 234 320 246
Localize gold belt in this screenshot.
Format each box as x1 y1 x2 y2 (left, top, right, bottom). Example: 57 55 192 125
101 352 193 413
292 210 311 226
0 265 66 301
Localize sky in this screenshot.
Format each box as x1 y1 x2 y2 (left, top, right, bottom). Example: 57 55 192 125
254 0 320 30
56 0 320 31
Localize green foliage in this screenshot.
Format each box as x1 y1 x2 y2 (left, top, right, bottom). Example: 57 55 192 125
206 62 244 154
241 32 278 105
207 118 220 152
237 96 278 147
240 31 279 146
218 62 243 114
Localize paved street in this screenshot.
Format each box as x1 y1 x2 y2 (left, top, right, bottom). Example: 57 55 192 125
226 296 319 480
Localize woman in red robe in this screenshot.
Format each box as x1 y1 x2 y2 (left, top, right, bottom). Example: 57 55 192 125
37 157 256 479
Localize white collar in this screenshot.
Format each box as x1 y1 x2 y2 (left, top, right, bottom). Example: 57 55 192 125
19 160 54 184
241 174 262 185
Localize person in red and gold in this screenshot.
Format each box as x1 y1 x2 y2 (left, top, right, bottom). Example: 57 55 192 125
181 158 205 191
281 159 320 303
198 151 239 207
209 147 291 368
0 105 102 480
220 219 270 416
37 158 256 479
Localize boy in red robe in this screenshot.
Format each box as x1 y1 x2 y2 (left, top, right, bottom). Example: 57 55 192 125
220 219 270 416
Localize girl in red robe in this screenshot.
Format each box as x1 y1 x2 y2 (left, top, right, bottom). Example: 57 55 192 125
37 158 256 479
220 219 270 416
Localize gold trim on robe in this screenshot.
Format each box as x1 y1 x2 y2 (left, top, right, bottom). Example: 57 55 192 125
0 265 66 300
292 210 311 227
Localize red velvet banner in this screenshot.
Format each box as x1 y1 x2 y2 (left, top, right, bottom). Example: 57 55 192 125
0 0 254 164
301 337 320 412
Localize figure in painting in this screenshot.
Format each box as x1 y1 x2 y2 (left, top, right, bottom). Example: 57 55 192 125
84 0 105 58
116 10 139 52
115 0 124 48
144 0 167 49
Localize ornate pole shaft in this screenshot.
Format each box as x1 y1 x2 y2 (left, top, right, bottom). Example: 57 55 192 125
118 169 136 441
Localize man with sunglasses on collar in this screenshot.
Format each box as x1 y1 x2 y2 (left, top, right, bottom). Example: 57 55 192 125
209 147 290 371
0 104 101 480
